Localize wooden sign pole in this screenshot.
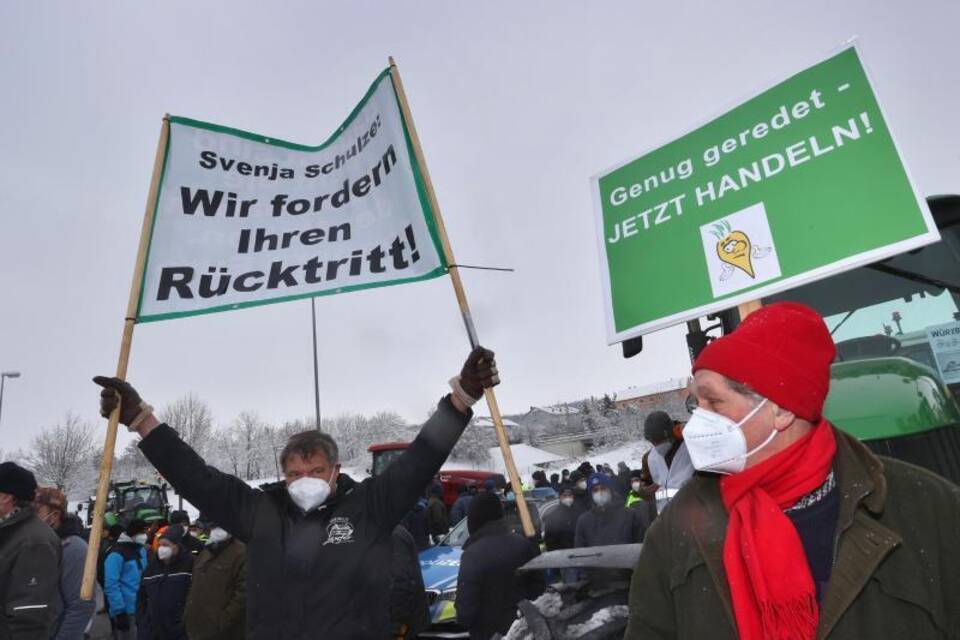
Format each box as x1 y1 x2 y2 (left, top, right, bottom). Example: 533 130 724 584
388 58 536 538
80 116 170 600
738 299 763 321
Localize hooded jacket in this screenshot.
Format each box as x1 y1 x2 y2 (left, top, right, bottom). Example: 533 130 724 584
624 427 960 639
184 537 246 640
138 396 471 640
0 505 61 639
103 534 148 618
455 519 543 640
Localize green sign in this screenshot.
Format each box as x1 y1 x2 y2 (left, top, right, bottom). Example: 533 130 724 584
592 44 938 343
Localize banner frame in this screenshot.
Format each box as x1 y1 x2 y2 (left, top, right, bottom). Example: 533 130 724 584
135 70 449 323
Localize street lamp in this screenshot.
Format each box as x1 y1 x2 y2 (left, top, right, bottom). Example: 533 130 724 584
0 371 22 429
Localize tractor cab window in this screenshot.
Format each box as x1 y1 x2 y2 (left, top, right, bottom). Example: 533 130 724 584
123 487 163 510
765 202 960 389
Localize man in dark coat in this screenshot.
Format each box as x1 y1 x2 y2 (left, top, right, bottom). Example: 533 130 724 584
184 522 246 640
624 303 960 640
388 522 429 640
426 484 449 544
543 484 580 553
574 473 646 549
448 484 473 525
0 462 61 638
137 525 193 640
455 494 543 640
94 347 499 640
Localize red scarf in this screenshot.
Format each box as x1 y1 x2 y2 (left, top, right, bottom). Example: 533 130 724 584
720 420 836 640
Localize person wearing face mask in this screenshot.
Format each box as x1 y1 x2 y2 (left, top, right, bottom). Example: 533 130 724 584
104 519 149 639
168 511 204 557
32 486 97 640
184 521 246 640
93 346 499 640
455 493 544 640
625 302 960 640
574 473 645 550
0 462 62 639
542 484 582 584
136 525 193 640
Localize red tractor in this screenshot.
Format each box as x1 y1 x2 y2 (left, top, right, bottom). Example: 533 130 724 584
368 442 504 508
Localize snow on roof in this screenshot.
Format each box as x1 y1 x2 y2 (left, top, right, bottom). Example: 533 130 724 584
529 404 581 416
486 443 568 477
615 377 690 402
473 416 520 428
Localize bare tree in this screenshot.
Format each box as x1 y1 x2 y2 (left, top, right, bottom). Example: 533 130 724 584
159 393 213 455
26 412 96 496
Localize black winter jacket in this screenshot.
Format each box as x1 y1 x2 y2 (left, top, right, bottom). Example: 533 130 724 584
389 524 429 638
136 550 194 640
574 503 645 548
455 520 543 640
139 396 471 640
543 503 581 552
0 506 61 640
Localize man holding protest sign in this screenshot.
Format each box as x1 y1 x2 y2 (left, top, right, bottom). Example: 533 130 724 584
93 346 498 640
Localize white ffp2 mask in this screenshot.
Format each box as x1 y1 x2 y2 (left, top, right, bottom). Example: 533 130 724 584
207 527 231 545
157 546 174 561
287 475 333 512
683 399 775 474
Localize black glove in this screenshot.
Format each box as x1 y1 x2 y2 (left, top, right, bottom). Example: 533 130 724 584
115 612 130 631
93 376 145 427
459 347 499 400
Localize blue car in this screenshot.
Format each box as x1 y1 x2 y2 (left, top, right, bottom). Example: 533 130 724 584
417 493 554 638
419 516 470 637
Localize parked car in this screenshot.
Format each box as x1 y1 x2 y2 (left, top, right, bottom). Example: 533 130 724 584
417 492 555 638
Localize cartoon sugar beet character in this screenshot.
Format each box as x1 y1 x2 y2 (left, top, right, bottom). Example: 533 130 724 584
710 219 771 281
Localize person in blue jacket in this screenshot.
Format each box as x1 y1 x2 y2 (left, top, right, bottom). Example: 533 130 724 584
104 518 149 639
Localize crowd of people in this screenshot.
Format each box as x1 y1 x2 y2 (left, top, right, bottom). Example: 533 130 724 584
0 464 247 640
3 304 960 640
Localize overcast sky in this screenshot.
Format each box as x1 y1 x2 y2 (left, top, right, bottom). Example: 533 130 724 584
1 1 958 455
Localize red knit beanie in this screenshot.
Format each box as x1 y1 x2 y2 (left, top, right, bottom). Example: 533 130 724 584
692 302 836 421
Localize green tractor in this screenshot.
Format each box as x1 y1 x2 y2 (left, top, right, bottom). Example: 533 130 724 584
676 194 960 483
84 479 172 528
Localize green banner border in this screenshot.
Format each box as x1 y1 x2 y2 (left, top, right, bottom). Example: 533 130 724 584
135 68 449 323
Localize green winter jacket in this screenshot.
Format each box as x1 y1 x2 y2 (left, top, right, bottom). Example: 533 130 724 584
624 427 960 640
184 537 246 640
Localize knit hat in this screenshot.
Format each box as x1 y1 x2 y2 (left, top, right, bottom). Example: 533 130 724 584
160 524 185 545
33 486 67 513
586 473 614 492
644 411 674 442
467 493 503 535
126 518 149 537
0 462 37 502
169 510 190 526
693 302 836 421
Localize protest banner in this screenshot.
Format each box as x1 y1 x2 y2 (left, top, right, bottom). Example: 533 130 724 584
137 70 447 321
592 43 939 344
82 60 533 599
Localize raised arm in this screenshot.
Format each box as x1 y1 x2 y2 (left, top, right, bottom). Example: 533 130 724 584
94 377 260 541
367 347 499 529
